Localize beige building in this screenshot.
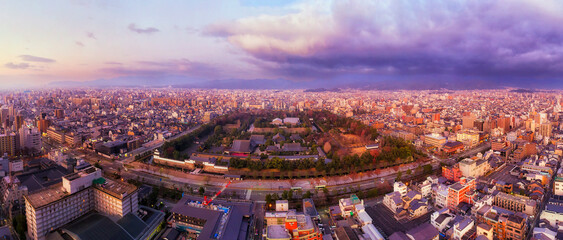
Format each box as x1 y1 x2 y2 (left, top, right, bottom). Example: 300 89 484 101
24 167 138 240
456 131 481 148
493 192 536 216
424 133 446 148
459 158 490 178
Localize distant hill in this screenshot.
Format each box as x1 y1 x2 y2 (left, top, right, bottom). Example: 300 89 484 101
304 88 341 92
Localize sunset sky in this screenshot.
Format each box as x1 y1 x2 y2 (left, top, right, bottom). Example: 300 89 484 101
2 0 563 89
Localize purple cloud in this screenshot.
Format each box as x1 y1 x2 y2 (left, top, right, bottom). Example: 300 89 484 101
205 0 563 80
86 32 96 39
75 41 85 47
19 55 56 63
128 23 159 34
4 62 31 69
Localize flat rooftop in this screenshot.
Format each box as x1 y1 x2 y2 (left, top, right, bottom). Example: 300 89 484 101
267 225 290 239
94 178 137 199
25 183 68 209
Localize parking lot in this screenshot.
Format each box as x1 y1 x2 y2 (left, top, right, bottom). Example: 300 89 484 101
366 203 433 237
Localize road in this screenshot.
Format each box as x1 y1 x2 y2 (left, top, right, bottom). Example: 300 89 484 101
451 142 491 160
122 124 202 164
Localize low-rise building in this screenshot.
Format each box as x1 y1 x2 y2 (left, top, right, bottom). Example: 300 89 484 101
459 158 490 178
493 192 536 216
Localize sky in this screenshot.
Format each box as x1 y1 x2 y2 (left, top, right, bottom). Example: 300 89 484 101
1 0 563 89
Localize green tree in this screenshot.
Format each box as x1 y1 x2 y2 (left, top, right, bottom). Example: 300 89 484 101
13 214 27 238
396 171 402 181
198 186 205 195
423 164 433 175
406 169 412 175
304 190 313 199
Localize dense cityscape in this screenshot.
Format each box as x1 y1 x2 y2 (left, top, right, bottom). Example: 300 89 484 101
4 0 563 239
0 88 559 240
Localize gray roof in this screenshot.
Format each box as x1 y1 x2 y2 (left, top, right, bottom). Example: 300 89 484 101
406 223 439 240
16 166 69 192
230 140 251 153
388 232 411 240
117 213 147 239
171 204 222 240
249 135 266 145
282 143 304 152
62 213 134 240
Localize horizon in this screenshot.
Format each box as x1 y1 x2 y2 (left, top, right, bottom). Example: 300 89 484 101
2 0 563 90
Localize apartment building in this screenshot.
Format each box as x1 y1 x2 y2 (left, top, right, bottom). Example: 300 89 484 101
493 192 536 216
474 205 528 240
448 177 476 210
442 164 462 182
24 167 138 240
0 133 17 156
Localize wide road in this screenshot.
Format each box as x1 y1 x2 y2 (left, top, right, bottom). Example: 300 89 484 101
121 124 202 164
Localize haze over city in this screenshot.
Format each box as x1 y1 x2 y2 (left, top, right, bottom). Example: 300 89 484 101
2 0 563 89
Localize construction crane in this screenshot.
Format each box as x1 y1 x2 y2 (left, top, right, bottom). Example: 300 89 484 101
203 180 232 205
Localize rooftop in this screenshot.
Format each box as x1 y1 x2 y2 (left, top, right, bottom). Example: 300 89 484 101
94 178 137 199
266 225 291 239
24 183 68 209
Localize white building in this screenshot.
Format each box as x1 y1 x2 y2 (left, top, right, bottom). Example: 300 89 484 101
24 167 139 240
433 184 449 209
453 217 474 240
394 181 408 196
430 208 452 232
19 127 42 152
276 200 289 212
419 180 432 198
554 171 563 196
383 192 403 213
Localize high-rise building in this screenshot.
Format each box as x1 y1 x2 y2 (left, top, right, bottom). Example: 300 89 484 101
0 133 17 156
539 122 552 138
19 127 42 152
54 109 64 119
14 115 23 130
37 119 50 133
462 115 476 129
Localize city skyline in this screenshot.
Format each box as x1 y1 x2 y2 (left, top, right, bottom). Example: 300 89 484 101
2 0 563 89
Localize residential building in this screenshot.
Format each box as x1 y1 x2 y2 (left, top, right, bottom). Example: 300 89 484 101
448 177 476 210
0 133 17 156
394 181 408 196
442 165 462 182
493 192 536 216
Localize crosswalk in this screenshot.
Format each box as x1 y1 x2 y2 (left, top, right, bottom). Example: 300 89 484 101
246 189 252 200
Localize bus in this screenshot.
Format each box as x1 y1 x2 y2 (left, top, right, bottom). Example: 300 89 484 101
291 187 302 191
315 185 326 189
